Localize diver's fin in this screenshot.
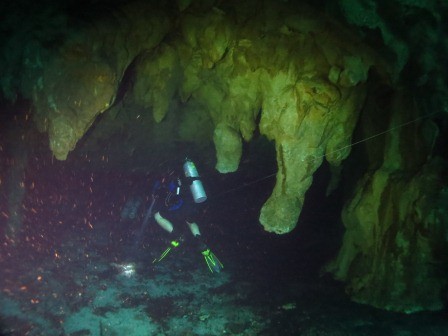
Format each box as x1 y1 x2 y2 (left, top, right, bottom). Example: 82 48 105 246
152 239 181 264
201 248 224 273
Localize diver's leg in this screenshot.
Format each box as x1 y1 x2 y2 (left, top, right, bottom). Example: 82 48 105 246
152 212 184 264
186 221 201 237
154 211 174 233
186 221 223 273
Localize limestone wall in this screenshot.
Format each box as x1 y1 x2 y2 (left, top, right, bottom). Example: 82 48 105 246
23 1 384 234
326 91 448 312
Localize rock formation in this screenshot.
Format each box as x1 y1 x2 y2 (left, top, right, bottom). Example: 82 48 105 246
326 90 448 312
1 0 447 313
17 1 387 234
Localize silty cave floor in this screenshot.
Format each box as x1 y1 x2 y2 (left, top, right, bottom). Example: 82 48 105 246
1 146 448 336
1 231 448 336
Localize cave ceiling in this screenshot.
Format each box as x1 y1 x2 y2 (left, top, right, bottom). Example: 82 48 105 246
1 0 447 235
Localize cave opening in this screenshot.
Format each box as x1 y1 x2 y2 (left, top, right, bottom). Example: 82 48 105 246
201 133 346 282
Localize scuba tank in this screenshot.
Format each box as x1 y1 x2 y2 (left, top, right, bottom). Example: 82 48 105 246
183 159 207 203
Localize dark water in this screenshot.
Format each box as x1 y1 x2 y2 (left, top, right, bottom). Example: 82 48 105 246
1 128 447 335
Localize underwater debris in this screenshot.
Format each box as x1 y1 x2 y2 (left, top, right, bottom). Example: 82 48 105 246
92 305 118 317
279 302 297 311
198 313 210 321
118 292 151 308
110 262 136 277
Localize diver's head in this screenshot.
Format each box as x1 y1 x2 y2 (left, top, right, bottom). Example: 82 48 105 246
159 164 180 184
158 158 185 180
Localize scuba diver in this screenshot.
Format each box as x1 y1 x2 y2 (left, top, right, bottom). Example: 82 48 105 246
144 158 223 274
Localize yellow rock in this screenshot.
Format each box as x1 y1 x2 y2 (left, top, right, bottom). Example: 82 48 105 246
30 1 381 232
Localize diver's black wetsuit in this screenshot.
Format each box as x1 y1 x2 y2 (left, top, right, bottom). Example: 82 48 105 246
152 175 195 221
151 172 204 242
145 163 223 273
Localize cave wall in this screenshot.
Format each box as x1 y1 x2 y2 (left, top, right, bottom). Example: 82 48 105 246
30 1 173 160
9 0 387 234
1 0 447 313
326 89 448 312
